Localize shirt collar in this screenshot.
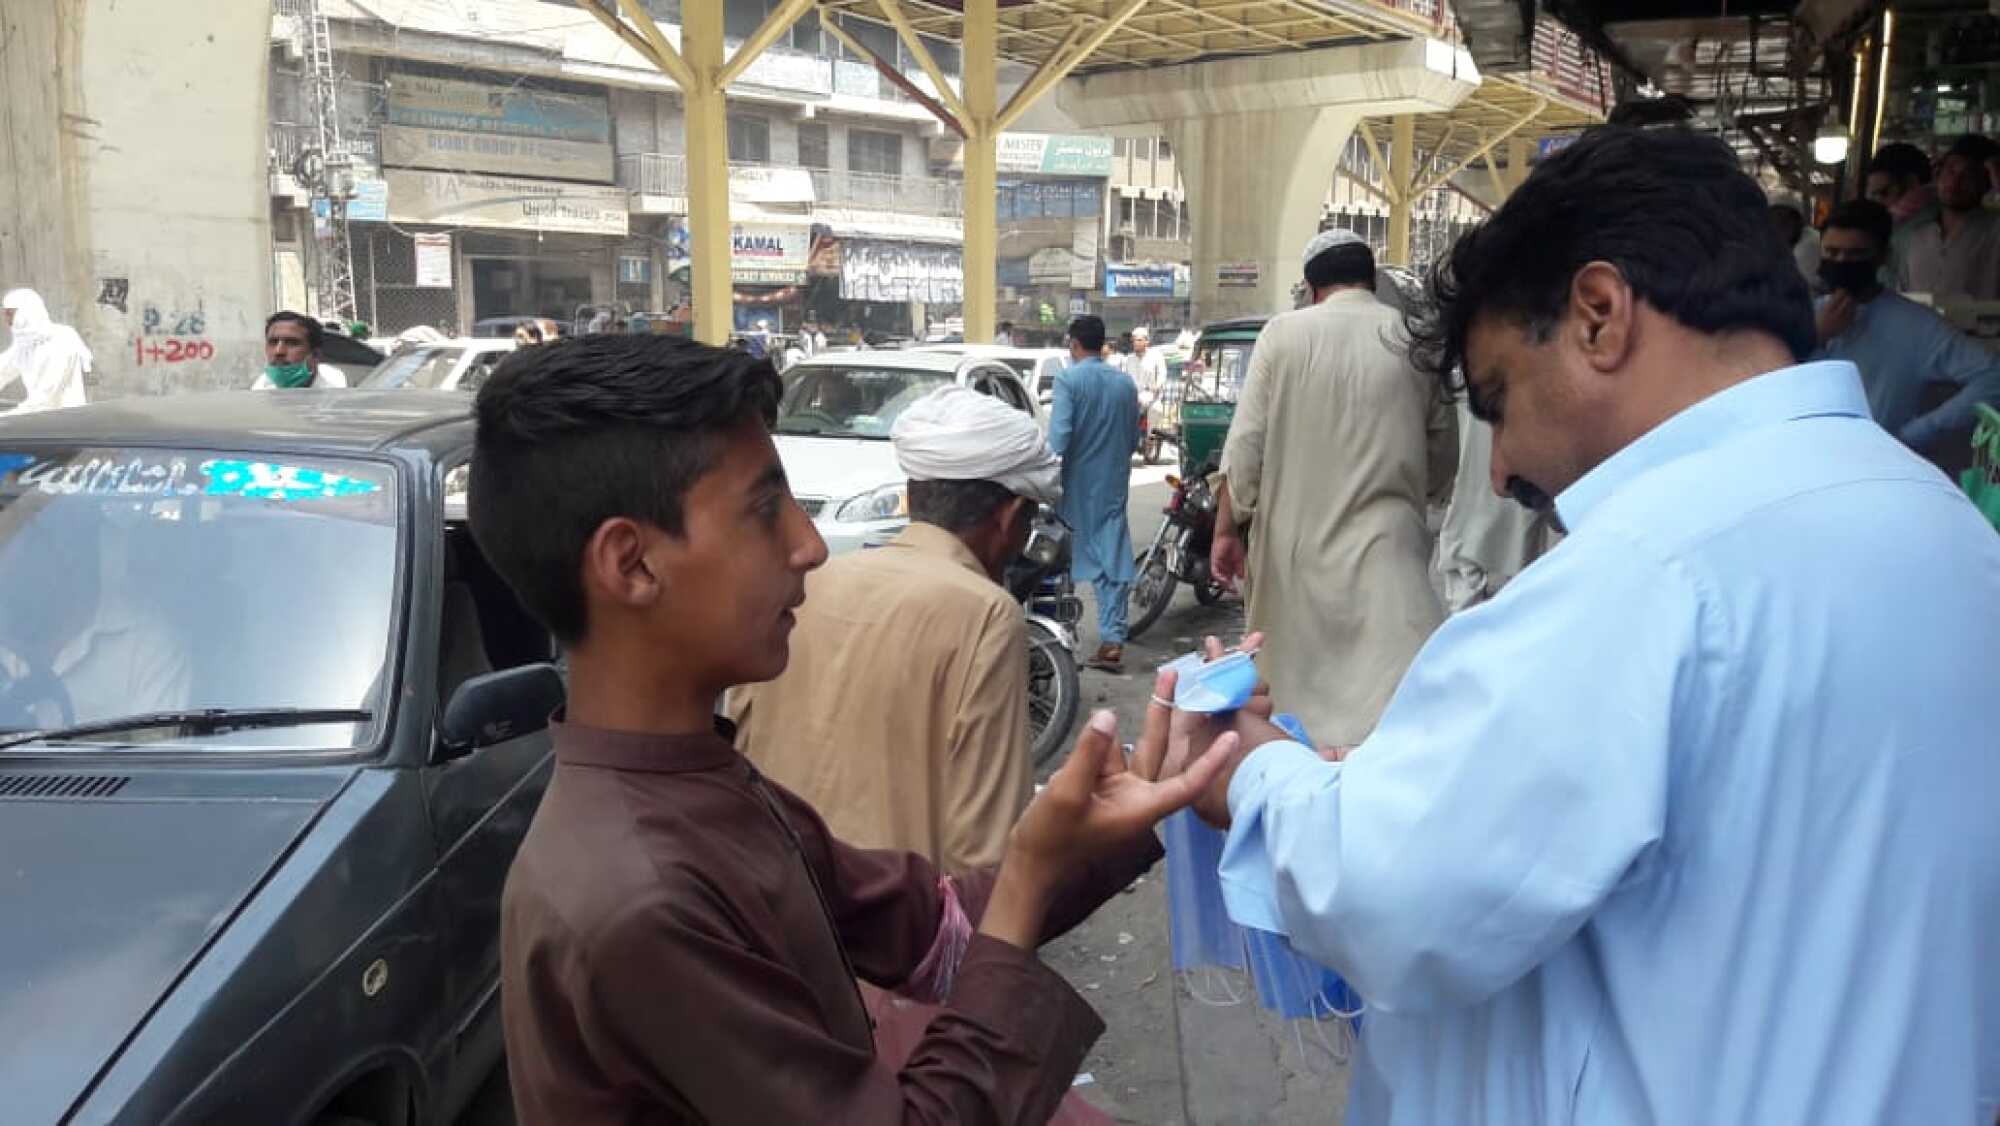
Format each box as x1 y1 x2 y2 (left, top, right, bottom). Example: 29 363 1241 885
886 521 989 579
1555 360 1869 531
552 713 741 773
1322 288 1378 305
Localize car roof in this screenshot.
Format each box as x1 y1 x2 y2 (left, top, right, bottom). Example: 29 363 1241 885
403 337 514 352
787 349 972 375
910 343 1062 361
0 391 475 458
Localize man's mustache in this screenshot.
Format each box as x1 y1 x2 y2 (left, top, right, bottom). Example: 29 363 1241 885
1505 476 1567 534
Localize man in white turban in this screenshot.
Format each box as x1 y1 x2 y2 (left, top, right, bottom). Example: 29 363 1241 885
1 289 91 414
732 383 1059 871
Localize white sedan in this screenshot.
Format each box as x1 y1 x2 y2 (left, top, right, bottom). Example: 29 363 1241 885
359 338 517 393
775 350 1042 554
910 343 1071 404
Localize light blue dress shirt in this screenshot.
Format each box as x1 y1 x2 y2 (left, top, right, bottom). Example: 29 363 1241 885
1815 289 2000 450
1048 358 1139 584
1219 361 2000 1124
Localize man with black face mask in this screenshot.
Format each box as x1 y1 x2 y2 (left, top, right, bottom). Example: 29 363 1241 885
1815 198 2000 458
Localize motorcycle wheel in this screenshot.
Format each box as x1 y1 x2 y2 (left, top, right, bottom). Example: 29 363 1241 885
1193 580 1227 606
1026 620 1080 768
1125 548 1178 640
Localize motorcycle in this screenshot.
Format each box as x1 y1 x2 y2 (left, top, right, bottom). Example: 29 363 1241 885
1004 510 1083 767
1126 460 1229 640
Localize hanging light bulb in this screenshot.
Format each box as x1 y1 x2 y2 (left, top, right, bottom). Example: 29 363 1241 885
1814 122 1850 165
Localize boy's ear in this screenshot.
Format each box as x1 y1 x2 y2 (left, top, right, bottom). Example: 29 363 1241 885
584 516 666 609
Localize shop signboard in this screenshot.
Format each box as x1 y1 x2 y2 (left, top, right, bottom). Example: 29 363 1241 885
996 132 1116 176
731 222 810 285
384 169 629 236
414 233 453 288
387 72 611 143
1028 247 1074 285
382 123 615 183
729 165 817 205
839 241 964 304
808 233 843 277
1216 261 1262 288
1104 265 1177 299
1068 297 1091 317
347 177 389 222
618 254 652 285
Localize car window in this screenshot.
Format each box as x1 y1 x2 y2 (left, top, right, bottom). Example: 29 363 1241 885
437 461 554 711
775 367 953 439
992 372 1032 414
1187 339 1253 403
0 446 401 751
363 347 463 390
458 350 508 392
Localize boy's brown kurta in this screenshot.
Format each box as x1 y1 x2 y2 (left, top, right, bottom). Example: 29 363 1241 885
501 719 1159 1125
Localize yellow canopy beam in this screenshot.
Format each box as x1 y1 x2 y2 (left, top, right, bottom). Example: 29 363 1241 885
963 0 998 343
1386 114 1413 266
994 21 1087 133
995 0 1150 134
1355 119 1400 204
1409 98 1546 198
612 0 694 89
874 0 971 129
718 0 816 89
576 0 691 88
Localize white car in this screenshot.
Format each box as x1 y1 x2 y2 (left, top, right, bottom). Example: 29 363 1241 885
359 337 517 393
776 350 1042 554
910 343 1071 404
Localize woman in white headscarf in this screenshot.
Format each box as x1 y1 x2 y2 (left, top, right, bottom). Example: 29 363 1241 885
0 289 92 414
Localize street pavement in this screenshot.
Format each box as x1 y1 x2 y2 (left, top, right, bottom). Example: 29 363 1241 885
1042 461 1353 1125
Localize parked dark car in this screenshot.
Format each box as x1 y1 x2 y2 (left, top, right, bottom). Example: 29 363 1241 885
0 391 560 1125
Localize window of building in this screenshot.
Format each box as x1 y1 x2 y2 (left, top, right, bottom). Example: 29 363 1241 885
724 0 767 39
838 15 899 64
789 10 822 53
1113 137 1130 158
798 122 829 169
1119 195 1135 230
728 114 771 164
848 129 903 177
921 36 961 79
641 0 681 22
1135 137 1154 163
1159 137 1173 160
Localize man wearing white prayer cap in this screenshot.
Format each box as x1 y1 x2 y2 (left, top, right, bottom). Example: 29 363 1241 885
731 383 1060 872
1211 225 1458 747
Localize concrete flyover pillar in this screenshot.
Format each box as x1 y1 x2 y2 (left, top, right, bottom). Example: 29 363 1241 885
1059 37 1479 322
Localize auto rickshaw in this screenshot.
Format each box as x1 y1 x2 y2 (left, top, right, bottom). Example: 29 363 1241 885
1167 316 1267 478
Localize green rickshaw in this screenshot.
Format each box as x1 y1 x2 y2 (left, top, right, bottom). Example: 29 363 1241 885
1169 316 1267 477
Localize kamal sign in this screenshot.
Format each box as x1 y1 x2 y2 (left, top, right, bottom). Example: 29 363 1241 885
731 223 810 284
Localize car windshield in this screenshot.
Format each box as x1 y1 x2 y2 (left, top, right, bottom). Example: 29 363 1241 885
363 347 462 390
0 447 399 751
1186 339 1253 403
775 367 952 439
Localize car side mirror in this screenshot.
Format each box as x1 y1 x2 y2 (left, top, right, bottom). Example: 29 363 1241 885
436 663 565 762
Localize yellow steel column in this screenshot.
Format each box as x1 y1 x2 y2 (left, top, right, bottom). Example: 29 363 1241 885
1385 114 1415 266
962 0 998 343
682 2 732 344
1507 134 1534 192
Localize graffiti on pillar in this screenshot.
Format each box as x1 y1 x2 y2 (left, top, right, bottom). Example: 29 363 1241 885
132 300 214 365
95 277 130 313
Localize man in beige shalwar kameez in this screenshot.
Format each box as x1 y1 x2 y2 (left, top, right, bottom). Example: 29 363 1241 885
1212 230 1457 747
1434 400 1559 612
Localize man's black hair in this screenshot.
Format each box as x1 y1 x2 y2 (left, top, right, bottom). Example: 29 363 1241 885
1823 198 1894 253
1868 142 1933 186
1000 320 1014 332
1405 126 1815 400
1067 315 1106 352
1305 242 1376 291
1946 134 2000 166
467 334 782 643
907 478 1016 533
265 310 324 352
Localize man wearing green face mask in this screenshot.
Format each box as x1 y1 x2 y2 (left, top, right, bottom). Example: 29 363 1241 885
1814 198 2000 461
253 310 348 389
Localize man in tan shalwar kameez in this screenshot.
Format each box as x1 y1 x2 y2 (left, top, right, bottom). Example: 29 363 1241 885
1212 229 1458 747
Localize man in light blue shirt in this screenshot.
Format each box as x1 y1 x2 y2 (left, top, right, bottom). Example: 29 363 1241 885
1815 197 2000 457
1174 128 2000 1123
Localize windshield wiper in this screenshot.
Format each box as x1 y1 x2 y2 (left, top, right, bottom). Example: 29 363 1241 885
0 707 375 751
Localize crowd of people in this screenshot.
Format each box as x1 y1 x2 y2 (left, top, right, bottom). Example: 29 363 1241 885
4 123 1998 1124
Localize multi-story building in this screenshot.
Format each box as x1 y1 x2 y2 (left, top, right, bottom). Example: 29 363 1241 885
268 0 972 342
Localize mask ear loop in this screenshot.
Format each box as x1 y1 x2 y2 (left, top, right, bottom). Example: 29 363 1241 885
1180 965 1246 1007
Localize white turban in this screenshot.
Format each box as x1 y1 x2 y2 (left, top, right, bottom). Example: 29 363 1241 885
1301 227 1366 266
891 385 1062 506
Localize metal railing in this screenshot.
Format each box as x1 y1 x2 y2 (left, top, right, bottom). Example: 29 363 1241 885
617 154 962 217
619 153 689 197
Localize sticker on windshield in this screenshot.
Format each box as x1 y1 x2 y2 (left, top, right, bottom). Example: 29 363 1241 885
2 452 383 502
203 459 383 501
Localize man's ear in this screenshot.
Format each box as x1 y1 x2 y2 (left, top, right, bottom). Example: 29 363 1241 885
581 516 665 612
1568 261 1636 374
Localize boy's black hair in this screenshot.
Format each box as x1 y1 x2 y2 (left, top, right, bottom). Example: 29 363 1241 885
1823 199 1894 254
1406 126 1815 403
467 335 782 643
265 310 324 352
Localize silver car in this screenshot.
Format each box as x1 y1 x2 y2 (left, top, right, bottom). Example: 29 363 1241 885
773 350 1042 554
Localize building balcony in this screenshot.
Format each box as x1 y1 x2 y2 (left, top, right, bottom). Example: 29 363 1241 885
618 154 964 218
